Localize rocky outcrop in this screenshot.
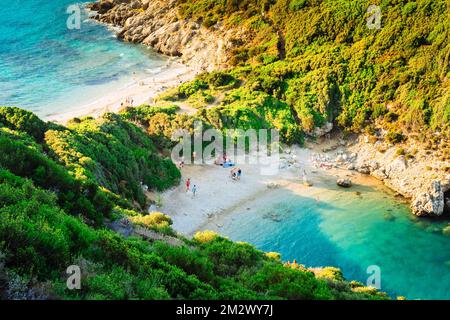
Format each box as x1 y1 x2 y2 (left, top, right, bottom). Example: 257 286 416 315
337 178 352 188
345 136 450 217
316 134 449 217
411 181 446 217
313 122 333 138
87 0 245 71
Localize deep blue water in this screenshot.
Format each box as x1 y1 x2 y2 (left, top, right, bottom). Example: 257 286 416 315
205 175 450 300
0 1 167 118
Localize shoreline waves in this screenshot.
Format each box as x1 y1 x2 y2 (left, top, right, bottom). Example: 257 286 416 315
46 60 196 124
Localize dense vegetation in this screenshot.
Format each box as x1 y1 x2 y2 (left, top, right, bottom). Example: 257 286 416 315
0 107 387 300
173 0 449 156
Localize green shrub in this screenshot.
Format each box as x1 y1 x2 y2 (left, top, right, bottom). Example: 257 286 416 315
194 231 219 244
289 0 308 11
178 80 209 99
0 107 47 141
313 267 345 281
201 72 238 88
120 104 179 123
396 148 406 156
386 131 405 144
131 212 173 233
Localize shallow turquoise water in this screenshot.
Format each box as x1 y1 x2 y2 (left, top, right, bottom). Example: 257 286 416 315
209 176 450 300
0 1 167 118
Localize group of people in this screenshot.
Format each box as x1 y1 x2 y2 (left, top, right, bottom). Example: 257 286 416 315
185 178 197 198
177 157 185 169
120 96 134 109
230 167 242 181
214 153 233 167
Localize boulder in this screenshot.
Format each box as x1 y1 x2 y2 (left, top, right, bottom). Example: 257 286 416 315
411 180 445 216
356 164 370 175
372 168 388 180
337 178 352 188
313 122 333 137
88 1 114 14
368 160 380 171
278 160 287 170
335 154 345 164
388 156 407 173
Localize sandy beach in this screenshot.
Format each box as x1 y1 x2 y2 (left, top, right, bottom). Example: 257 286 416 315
157 144 380 236
46 60 197 124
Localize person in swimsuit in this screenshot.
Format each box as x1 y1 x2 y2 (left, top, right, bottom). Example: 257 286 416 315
186 178 191 192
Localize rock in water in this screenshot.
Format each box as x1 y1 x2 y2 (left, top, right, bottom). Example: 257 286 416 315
303 180 313 187
443 226 450 236
383 212 396 221
337 178 352 188
411 180 445 216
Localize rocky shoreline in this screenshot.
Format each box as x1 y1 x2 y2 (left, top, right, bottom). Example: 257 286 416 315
87 0 245 71
314 134 450 217
349 137 450 217
88 0 449 218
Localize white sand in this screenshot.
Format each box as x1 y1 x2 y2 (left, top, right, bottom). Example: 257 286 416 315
158 145 376 236
46 60 197 124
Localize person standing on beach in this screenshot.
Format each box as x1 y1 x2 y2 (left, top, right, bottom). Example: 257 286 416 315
230 168 237 180
186 178 191 193
192 185 197 198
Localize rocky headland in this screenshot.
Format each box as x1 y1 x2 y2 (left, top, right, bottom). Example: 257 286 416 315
87 0 246 71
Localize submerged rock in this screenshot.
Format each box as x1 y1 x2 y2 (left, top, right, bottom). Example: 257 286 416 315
383 212 396 221
262 212 282 222
442 226 450 236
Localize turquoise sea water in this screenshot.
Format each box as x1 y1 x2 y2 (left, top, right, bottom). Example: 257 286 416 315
206 175 450 300
0 1 168 119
